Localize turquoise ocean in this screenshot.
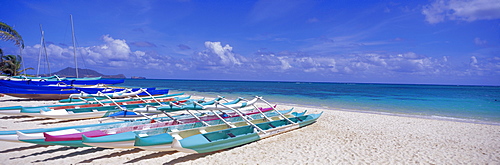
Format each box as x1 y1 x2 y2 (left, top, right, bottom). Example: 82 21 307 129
120 79 500 125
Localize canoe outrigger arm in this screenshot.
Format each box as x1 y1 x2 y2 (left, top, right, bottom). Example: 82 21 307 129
185 109 210 126
242 98 272 122
213 98 266 133
130 88 170 107
257 96 295 124
141 89 166 106
193 101 234 128
98 91 127 111
135 111 156 121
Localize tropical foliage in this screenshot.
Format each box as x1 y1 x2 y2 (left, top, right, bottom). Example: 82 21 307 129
1 21 28 76
0 54 33 76
0 21 24 49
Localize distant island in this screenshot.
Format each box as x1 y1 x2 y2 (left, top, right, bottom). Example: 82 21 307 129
131 76 146 79
43 67 126 79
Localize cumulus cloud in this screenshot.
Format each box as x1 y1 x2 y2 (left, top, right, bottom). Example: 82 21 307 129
422 0 500 24
21 39 498 81
23 35 172 70
192 41 245 70
248 51 450 77
470 56 479 68
465 56 500 76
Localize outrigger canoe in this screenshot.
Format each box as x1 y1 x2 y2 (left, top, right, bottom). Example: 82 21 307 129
42 97 259 141
2 93 184 115
32 96 192 119
81 107 289 148
17 106 272 147
172 112 323 153
133 109 304 151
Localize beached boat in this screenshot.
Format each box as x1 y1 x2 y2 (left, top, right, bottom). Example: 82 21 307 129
83 108 293 149
16 119 155 147
133 109 305 151
58 88 170 103
149 97 259 113
42 97 259 141
0 106 187 143
0 93 183 115
0 119 134 142
25 96 192 119
16 106 273 147
172 112 322 153
0 77 124 86
0 85 107 100
0 81 135 100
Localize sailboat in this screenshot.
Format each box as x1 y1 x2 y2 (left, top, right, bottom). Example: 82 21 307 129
0 15 127 99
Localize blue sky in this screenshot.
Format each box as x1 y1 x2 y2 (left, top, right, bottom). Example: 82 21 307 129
1 0 499 85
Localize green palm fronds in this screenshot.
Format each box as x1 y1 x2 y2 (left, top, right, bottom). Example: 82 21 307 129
0 55 33 76
0 21 24 49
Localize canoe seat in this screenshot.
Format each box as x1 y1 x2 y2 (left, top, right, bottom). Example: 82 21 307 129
203 126 254 142
257 120 289 131
291 115 309 122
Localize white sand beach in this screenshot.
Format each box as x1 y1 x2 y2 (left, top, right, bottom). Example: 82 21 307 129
0 94 498 164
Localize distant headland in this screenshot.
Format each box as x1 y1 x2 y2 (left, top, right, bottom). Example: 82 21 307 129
43 67 127 79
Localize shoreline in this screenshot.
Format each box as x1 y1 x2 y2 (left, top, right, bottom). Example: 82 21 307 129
169 90 500 126
0 94 499 164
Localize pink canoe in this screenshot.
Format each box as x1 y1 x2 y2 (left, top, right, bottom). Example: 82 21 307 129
44 106 276 141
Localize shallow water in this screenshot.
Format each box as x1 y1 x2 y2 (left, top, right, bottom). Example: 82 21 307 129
120 79 500 124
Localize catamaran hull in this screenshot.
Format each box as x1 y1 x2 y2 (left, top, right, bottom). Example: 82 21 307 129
3 93 72 100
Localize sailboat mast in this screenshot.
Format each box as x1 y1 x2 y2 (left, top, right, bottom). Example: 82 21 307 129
70 14 79 78
41 24 51 75
37 25 43 77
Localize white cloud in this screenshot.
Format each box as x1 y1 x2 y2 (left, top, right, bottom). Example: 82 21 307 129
250 51 451 77
470 56 479 68
22 35 172 70
21 39 498 81
192 41 245 70
204 41 241 65
422 0 500 24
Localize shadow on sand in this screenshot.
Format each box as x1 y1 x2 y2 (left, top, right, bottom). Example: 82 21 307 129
10 146 79 159
125 151 178 163
14 118 53 123
39 118 94 125
78 148 144 163
0 115 33 120
0 144 50 153
30 147 111 163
